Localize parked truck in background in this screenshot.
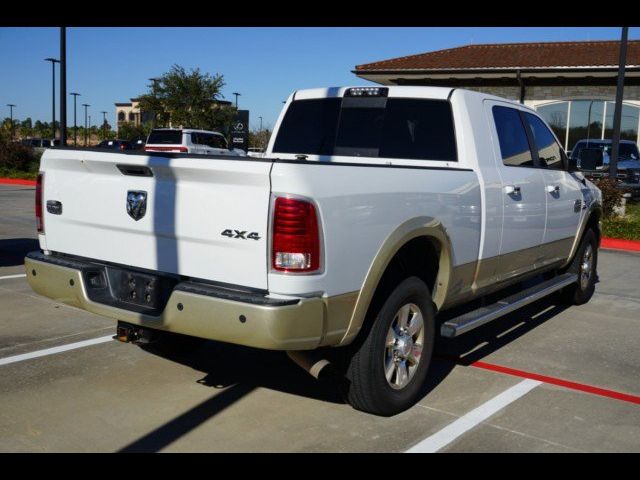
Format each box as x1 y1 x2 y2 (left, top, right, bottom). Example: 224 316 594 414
26 86 602 415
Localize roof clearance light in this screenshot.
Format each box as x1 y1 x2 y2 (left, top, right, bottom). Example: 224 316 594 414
345 87 388 97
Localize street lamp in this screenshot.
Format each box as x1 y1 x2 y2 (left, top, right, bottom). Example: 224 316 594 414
101 111 107 140
149 78 160 127
232 92 241 109
82 104 90 147
70 92 80 146
6 104 16 140
44 58 60 140
60 27 67 146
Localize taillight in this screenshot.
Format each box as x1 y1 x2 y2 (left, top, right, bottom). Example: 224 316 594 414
272 196 321 273
35 173 44 233
144 146 188 153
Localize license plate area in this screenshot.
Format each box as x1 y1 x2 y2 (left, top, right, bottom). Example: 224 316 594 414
82 265 178 315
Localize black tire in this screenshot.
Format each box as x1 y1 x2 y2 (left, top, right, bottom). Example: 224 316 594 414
560 228 598 305
344 276 435 416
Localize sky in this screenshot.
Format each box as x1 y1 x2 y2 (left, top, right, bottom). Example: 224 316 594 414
1 27 639 132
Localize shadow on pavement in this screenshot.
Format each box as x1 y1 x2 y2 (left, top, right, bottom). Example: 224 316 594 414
0 238 39 267
118 340 345 452
120 289 570 451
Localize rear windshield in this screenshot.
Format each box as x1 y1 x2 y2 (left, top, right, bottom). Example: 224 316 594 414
147 130 183 145
272 97 457 161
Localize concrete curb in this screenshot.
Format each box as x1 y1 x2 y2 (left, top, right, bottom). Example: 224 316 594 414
601 237 640 252
0 178 36 186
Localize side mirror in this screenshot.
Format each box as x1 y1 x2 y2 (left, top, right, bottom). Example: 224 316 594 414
567 157 579 172
578 148 604 171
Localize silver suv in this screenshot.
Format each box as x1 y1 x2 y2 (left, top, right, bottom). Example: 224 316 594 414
144 128 244 156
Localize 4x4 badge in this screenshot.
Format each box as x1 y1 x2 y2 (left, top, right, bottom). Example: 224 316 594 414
127 190 147 221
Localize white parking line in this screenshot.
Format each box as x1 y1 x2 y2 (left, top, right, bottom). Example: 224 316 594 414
406 379 542 453
0 335 114 366
0 274 27 280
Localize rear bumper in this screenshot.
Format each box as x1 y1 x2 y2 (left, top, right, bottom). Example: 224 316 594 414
24 252 326 350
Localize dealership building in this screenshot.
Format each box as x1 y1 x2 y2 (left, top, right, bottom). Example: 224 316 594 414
354 40 640 152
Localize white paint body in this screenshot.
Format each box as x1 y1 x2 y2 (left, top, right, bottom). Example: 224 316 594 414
38 87 598 304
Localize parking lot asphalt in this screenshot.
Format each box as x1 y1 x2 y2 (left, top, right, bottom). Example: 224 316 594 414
1 183 639 452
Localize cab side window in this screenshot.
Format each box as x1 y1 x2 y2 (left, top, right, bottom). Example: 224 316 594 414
492 106 534 167
524 113 564 170
190 133 201 145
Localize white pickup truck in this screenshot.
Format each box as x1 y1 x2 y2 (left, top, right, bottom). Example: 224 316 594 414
26 86 602 416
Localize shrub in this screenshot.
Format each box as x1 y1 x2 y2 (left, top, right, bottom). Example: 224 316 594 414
0 137 40 173
591 177 625 218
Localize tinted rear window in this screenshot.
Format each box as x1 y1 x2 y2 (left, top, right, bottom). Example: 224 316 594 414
272 97 457 161
147 130 183 145
273 99 341 156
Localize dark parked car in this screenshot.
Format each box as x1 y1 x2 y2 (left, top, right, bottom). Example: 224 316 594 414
96 140 134 151
20 138 59 148
130 138 146 150
571 139 640 197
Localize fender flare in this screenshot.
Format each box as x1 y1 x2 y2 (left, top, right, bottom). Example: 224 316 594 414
338 216 454 346
564 202 603 268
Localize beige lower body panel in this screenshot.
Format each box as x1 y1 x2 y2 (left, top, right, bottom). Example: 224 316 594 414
24 256 357 351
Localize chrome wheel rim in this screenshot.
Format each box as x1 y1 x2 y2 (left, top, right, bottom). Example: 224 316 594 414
384 303 425 390
580 243 594 290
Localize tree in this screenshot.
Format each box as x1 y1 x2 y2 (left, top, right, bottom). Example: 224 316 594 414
137 64 237 132
249 128 272 150
20 118 33 138
117 121 151 141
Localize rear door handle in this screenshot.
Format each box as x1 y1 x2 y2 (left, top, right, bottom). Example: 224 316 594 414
504 185 521 195
546 185 560 193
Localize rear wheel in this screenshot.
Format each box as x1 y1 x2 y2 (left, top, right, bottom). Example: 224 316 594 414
561 228 598 305
344 277 435 416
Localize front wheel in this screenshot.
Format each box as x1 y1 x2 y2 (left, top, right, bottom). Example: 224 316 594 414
344 277 435 416
561 228 598 305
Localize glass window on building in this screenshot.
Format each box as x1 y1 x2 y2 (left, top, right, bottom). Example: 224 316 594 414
604 102 640 142
567 100 605 153
537 102 568 148
537 100 640 153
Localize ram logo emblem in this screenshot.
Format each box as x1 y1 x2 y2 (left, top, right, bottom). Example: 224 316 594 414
126 190 148 221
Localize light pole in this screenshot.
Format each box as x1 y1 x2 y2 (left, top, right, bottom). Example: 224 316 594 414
610 27 629 178
232 92 241 109
60 27 67 146
149 78 159 127
70 92 80 146
44 58 60 140
82 104 90 147
6 104 16 140
101 111 107 140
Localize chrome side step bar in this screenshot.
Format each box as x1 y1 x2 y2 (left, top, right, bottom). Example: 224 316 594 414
440 273 578 338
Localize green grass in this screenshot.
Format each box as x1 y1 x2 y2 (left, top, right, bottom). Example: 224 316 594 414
602 201 640 240
0 167 38 180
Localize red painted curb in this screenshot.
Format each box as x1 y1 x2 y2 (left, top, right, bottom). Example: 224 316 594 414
601 237 640 252
0 177 36 186
471 361 640 406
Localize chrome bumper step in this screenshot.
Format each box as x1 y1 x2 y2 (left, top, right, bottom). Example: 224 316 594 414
440 273 578 338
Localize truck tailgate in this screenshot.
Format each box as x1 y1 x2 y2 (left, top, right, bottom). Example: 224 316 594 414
40 149 272 290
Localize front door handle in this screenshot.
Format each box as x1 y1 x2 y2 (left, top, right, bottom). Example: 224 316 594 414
504 185 521 195
546 185 560 193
